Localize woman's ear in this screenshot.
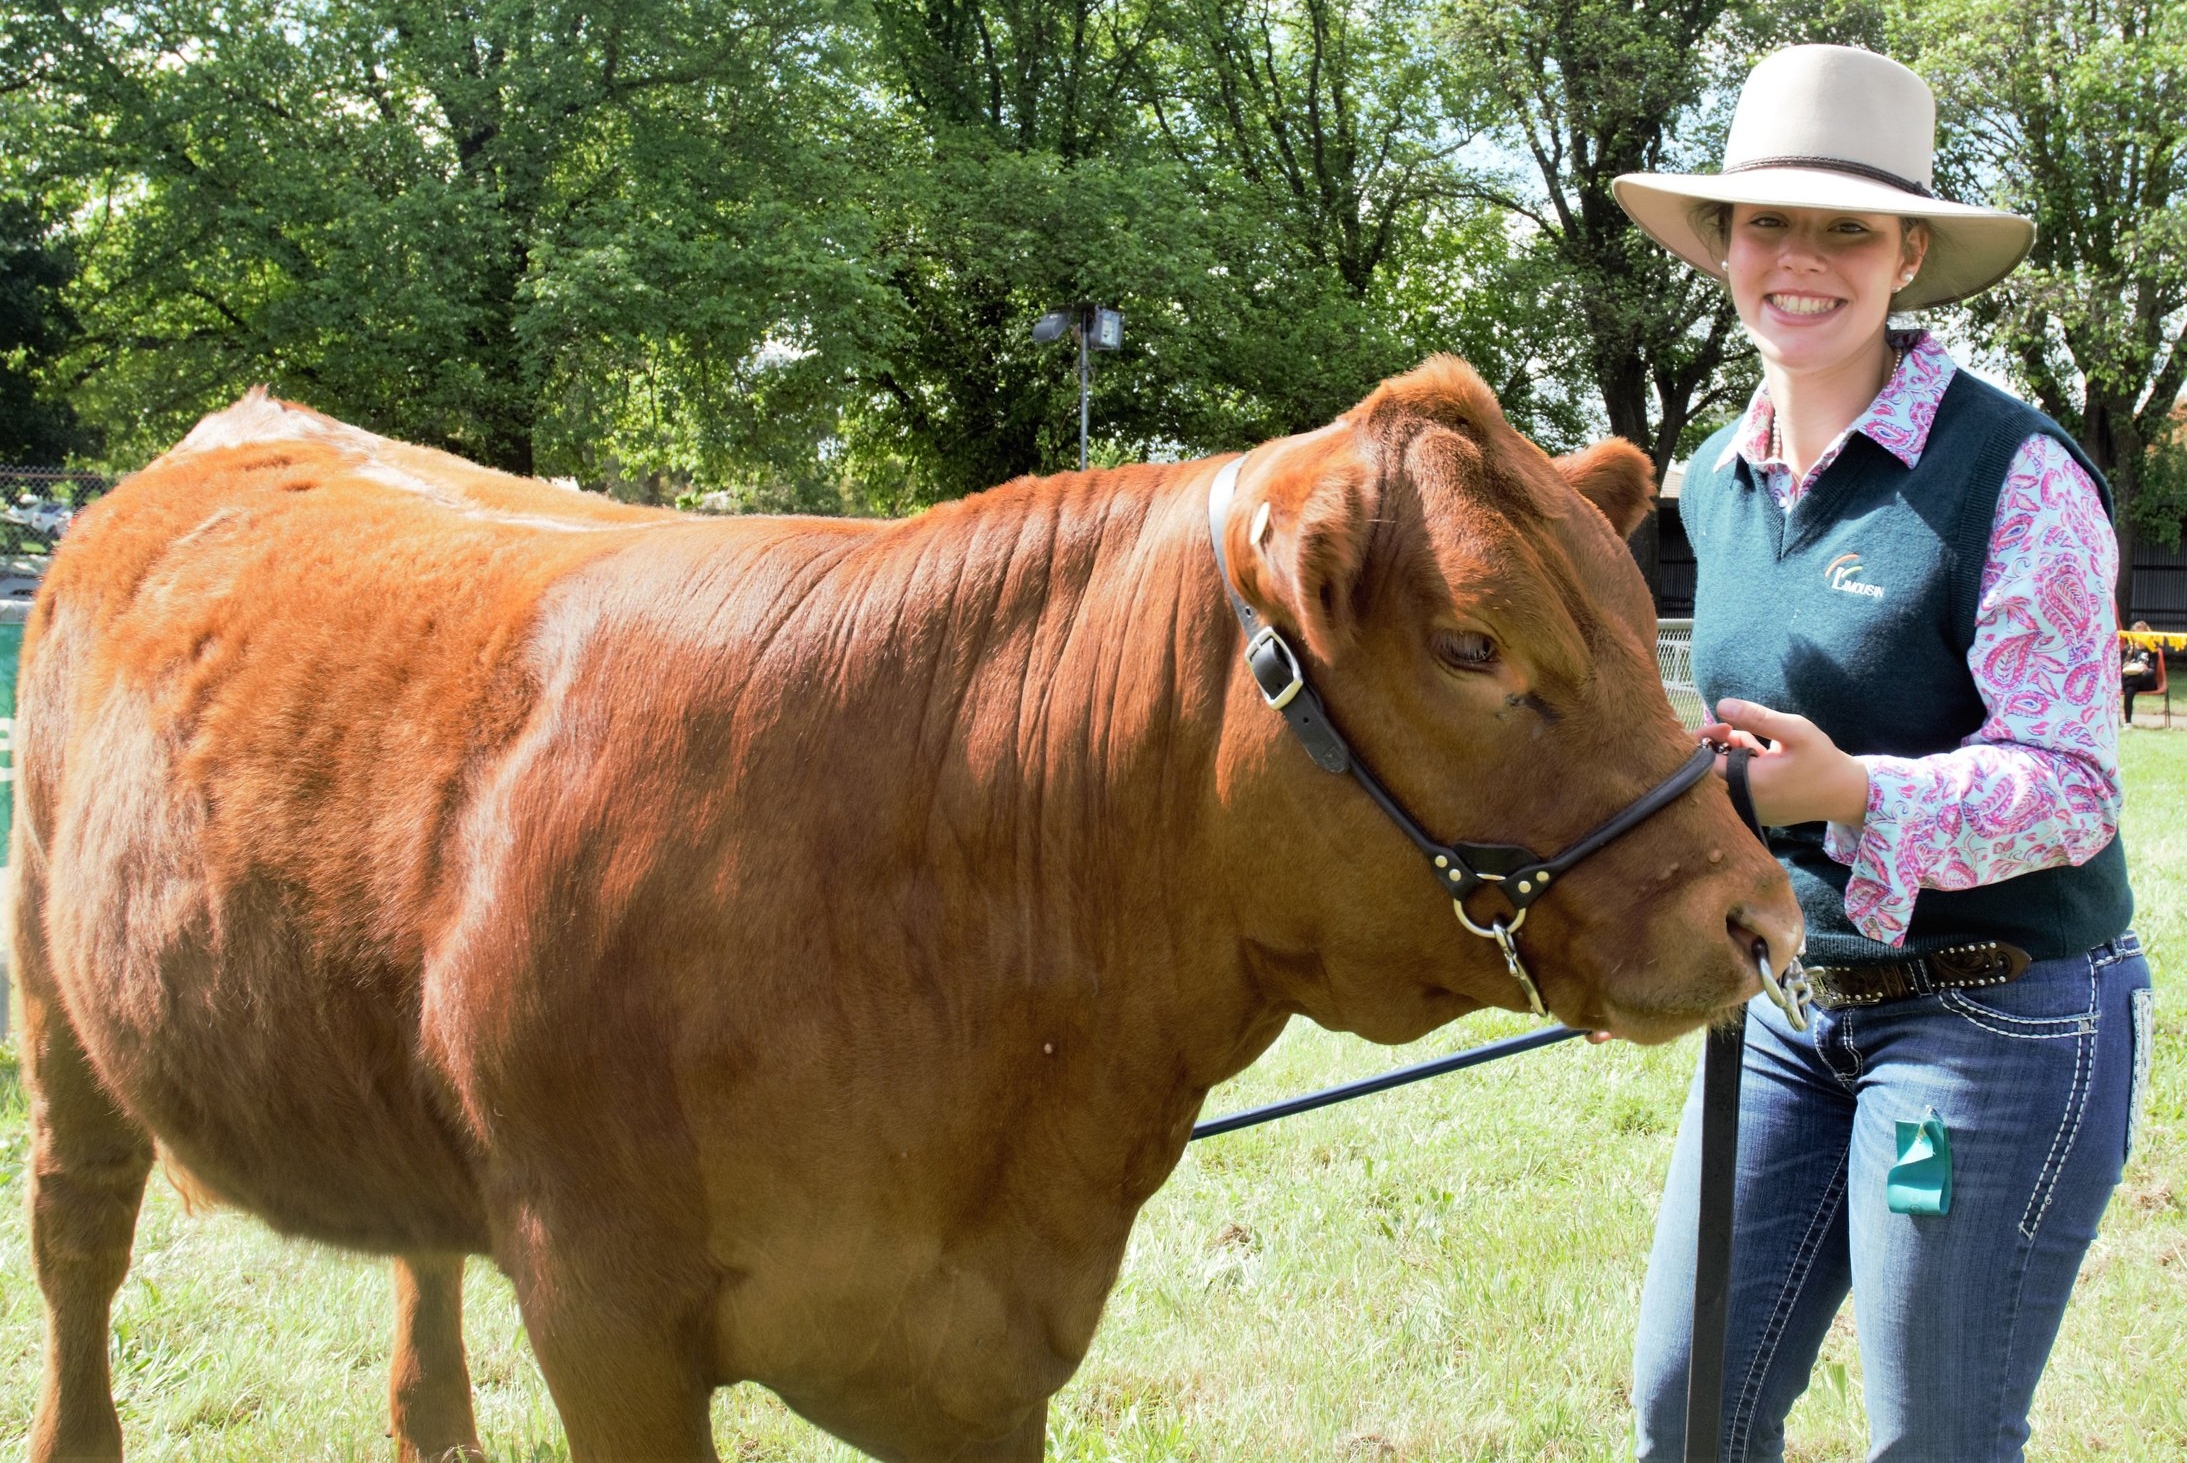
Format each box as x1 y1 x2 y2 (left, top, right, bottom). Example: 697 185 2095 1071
1554 439 1655 539
1903 219 1931 278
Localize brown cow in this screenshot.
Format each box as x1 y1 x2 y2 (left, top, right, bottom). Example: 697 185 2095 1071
17 359 1800 1462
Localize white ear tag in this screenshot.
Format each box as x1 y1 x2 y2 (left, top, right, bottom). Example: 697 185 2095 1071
1249 502 1272 548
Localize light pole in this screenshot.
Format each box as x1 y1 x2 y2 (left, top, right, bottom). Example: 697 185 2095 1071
1032 303 1123 471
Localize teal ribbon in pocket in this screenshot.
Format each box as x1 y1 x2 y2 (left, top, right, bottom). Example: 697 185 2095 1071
1887 1106 1952 1216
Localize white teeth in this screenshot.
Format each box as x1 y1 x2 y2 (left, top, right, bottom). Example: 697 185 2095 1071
1770 294 1840 316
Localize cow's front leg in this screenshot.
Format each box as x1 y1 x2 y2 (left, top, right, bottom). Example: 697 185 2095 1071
389 1253 482 1461
498 1199 719 1462
23 974 153 1463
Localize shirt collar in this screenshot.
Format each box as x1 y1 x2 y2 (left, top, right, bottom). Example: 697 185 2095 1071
1714 330 1958 473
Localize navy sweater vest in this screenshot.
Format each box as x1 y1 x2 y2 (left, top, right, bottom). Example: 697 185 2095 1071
1682 370 2133 965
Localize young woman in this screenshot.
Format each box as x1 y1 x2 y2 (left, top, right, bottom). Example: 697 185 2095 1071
1609 45 2153 1462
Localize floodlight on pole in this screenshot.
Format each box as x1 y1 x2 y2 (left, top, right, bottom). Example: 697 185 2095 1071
1031 302 1124 471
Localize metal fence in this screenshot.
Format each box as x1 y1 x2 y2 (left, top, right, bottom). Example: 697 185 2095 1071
2130 537 2187 631
1655 618 1706 729
0 466 114 560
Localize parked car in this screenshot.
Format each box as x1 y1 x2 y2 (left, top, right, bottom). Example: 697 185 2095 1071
5 495 75 540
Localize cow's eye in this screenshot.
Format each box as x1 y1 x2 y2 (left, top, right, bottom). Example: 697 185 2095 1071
1434 630 1497 671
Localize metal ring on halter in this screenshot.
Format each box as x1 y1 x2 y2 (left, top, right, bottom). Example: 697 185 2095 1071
1452 900 1527 939
1452 903 1547 1016
1758 948 1814 1033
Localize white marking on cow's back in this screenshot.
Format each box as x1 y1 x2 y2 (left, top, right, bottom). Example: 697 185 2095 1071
355 459 460 504
175 387 391 457
171 388 679 535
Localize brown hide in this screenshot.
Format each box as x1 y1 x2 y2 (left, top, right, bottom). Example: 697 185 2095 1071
17 365 1797 1462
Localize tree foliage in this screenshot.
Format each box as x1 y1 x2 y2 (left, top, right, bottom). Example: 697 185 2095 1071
1441 0 1757 480
2 0 2175 595
1900 0 2187 583
4 0 844 479
0 189 93 462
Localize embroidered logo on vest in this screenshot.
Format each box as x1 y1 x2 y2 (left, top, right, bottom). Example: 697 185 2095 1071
1825 553 1885 600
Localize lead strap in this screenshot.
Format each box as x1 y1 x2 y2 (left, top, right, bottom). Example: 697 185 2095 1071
1719 745 1814 1033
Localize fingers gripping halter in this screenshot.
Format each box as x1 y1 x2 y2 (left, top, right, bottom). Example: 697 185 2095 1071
1716 742 1816 1032
1208 456 1718 1019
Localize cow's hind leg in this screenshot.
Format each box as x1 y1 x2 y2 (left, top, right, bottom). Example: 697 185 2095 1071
389 1253 483 1461
22 981 153 1462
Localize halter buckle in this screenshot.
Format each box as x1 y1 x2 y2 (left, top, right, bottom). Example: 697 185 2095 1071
1245 625 1306 711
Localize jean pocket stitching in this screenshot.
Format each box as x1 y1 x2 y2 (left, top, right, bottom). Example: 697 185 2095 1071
2127 986 2155 1164
1939 988 2096 1038
2020 971 2098 1241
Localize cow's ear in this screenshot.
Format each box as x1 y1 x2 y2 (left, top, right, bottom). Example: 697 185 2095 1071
1555 439 1655 538
1229 443 1380 665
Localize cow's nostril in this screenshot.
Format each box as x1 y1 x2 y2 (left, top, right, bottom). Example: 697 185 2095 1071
1729 905 1803 984
1727 916 1775 995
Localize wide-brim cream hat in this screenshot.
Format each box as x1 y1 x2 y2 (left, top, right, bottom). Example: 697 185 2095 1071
1613 45 2033 310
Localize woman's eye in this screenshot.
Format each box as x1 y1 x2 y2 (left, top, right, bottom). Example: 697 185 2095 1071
1435 630 1497 670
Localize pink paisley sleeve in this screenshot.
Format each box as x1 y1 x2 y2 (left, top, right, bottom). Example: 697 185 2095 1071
1822 434 2123 946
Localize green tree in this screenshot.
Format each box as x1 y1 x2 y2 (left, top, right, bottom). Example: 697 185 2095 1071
844 0 1569 505
1902 0 2187 605
0 190 95 463
5 0 842 477
1437 0 1760 594
837 0 1258 505
1158 0 1462 301
830 131 1226 508
1439 0 1921 594
1145 0 1580 447
5 0 1737 509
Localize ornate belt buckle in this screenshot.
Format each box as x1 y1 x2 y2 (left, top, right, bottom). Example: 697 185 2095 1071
1928 941 2030 987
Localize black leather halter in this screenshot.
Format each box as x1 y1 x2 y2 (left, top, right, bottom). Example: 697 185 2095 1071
1207 456 1716 1015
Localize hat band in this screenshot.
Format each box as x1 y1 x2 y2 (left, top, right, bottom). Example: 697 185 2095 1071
1724 155 1936 200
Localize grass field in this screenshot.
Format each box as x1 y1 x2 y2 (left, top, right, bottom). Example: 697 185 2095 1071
2 732 2181 1461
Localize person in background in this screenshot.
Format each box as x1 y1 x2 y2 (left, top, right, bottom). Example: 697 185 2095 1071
1610 45 2152 1462
2121 621 2159 727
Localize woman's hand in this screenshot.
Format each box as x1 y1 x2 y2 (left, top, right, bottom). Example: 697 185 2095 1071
1699 698 1871 829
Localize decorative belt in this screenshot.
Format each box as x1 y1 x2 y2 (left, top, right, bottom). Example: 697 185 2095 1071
1803 940 2032 1010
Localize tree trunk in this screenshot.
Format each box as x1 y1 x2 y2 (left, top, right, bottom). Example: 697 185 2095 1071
2114 505 2138 630
2083 394 2138 627
1597 351 1667 604
1626 509 1662 607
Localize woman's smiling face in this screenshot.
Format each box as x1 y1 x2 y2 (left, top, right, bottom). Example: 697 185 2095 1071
1725 204 1925 376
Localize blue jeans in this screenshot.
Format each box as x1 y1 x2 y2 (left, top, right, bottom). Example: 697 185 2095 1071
1631 934 2154 1462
